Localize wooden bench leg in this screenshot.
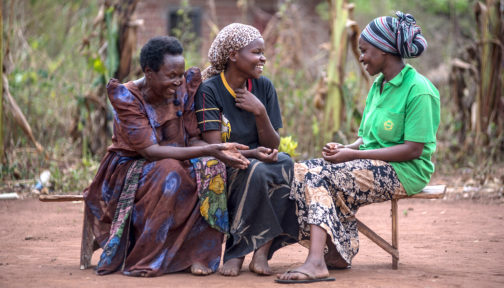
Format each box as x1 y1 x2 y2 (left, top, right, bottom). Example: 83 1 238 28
391 199 399 269
356 219 399 260
80 202 96 270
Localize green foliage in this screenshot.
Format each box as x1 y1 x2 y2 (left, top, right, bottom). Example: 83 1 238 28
105 6 119 80
2 0 500 194
170 0 201 68
3 0 102 192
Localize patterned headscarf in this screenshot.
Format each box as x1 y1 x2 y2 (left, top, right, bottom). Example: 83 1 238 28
202 23 262 80
360 11 427 58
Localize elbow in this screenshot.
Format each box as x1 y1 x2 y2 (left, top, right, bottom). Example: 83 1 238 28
404 141 424 160
140 152 157 162
138 146 158 162
409 146 423 160
411 150 422 160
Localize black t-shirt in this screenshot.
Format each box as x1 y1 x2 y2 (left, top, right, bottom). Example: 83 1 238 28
195 74 282 149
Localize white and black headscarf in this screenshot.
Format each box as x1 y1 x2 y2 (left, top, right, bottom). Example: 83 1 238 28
360 11 427 58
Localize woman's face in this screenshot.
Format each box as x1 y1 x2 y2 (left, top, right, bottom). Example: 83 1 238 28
358 37 386 76
235 37 266 79
147 54 185 98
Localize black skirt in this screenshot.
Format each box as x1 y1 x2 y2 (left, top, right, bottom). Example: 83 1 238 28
223 152 299 262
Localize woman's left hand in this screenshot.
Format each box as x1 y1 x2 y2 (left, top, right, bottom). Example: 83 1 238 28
322 148 357 163
234 88 265 116
252 146 279 163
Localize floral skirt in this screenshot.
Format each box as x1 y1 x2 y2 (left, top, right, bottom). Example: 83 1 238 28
290 158 406 265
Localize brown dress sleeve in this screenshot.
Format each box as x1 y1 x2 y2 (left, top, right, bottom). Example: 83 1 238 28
183 67 203 139
107 79 157 152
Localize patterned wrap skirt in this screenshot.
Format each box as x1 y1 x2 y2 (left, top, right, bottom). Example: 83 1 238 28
290 158 406 265
223 152 299 262
83 152 226 276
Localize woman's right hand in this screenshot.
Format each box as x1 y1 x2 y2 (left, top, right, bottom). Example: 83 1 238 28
210 143 250 169
322 142 345 156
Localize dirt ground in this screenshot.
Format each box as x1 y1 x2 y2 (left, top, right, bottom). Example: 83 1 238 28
1 196 503 288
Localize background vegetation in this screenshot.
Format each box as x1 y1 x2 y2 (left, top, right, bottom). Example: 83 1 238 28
1 0 502 195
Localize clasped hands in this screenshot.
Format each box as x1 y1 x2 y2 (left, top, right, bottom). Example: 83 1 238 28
322 142 357 163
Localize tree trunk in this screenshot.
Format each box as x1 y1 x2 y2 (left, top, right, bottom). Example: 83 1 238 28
0 0 4 163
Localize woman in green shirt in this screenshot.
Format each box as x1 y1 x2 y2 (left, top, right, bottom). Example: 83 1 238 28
276 12 440 283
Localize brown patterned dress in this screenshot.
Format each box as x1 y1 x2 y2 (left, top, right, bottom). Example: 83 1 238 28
83 68 224 276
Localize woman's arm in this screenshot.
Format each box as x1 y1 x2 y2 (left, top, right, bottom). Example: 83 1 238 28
138 142 250 169
138 144 215 162
323 137 363 152
345 138 363 150
234 88 280 149
201 130 278 162
201 130 255 158
323 140 424 163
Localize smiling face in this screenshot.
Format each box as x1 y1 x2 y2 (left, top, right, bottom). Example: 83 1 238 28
234 38 266 79
358 37 387 76
146 54 185 99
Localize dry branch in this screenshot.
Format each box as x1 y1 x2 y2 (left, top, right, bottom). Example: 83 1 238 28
2 74 47 159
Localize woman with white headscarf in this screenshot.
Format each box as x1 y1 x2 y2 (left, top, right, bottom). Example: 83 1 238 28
195 23 299 276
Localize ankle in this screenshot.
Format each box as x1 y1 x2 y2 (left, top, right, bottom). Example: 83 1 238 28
305 255 327 268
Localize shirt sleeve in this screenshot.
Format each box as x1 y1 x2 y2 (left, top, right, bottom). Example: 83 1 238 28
358 92 372 137
404 93 440 143
262 77 283 130
108 79 157 151
195 82 221 132
183 67 203 139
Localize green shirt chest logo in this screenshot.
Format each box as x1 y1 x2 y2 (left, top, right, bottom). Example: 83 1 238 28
384 120 394 131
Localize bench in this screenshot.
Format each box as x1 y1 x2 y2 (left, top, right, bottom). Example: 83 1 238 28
39 185 446 270
356 185 447 269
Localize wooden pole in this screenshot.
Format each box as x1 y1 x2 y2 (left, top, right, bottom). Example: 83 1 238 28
391 199 399 269
39 194 84 202
0 0 4 163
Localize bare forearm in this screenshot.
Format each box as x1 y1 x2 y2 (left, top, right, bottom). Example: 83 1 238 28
139 144 214 162
188 136 208 147
202 130 257 159
346 138 363 150
354 142 423 162
255 108 280 149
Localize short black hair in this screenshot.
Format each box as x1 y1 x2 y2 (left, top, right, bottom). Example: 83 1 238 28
140 36 184 72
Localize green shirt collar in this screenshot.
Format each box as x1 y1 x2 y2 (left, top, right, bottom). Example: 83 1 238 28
374 64 413 87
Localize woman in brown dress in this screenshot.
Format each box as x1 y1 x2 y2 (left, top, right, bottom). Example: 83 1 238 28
83 36 249 277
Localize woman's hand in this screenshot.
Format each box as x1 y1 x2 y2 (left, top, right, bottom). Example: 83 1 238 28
322 142 346 156
211 142 250 169
252 146 278 163
322 148 357 163
253 146 279 163
234 88 265 116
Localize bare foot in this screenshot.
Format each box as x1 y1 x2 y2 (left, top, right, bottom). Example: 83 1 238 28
190 263 213 276
219 257 244 276
325 239 350 269
276 261 329 281
249 252 272 275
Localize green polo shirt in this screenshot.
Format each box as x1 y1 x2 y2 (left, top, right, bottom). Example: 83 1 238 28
358 64 440 195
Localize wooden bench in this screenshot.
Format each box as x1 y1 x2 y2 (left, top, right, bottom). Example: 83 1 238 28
356 185 446 269
39 185 446 270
